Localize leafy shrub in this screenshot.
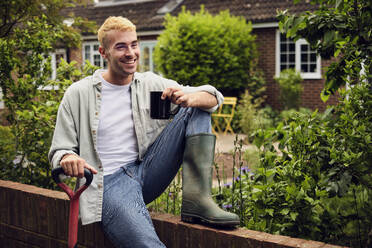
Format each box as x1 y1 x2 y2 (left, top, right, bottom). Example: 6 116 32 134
154 6 259 95
227 115 329 236
275 68 303 110
0 1 96 188
244 81 372 246
0 60 98 189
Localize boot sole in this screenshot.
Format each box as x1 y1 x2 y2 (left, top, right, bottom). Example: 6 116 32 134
181 214 240 227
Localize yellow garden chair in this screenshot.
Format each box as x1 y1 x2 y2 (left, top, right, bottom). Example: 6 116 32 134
212 97 237 135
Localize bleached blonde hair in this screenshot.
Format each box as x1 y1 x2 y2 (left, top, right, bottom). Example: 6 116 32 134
97 16 136 48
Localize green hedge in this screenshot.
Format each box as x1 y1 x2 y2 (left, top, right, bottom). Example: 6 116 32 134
154 6 259 96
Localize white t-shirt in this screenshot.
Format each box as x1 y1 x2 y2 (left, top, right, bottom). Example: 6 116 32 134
97 75 139 176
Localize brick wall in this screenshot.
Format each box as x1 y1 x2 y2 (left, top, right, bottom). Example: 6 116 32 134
0 180 347 248
252 28 339 111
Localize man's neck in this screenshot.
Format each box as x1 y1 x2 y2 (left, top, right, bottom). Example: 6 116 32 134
102 70 133 86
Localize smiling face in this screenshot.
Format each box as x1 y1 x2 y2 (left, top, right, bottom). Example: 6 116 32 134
99 30 140 85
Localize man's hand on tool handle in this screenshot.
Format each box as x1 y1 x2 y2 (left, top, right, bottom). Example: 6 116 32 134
60 154 98 178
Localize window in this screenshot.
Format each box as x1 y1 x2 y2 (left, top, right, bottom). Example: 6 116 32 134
139 40 157 73
83 42 107 68
51 49 67 80
38 49 67 90
276 31 321 79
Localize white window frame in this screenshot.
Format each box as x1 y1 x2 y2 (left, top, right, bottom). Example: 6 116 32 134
83 41 107 68
275 30 321 79
139 40 157 72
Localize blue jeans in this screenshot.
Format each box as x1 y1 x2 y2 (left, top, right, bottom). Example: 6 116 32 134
101 107 212 248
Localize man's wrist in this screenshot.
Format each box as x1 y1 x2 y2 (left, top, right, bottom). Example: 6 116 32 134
62 153 76 161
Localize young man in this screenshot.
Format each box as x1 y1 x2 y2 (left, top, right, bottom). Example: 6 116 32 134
49 16 239 248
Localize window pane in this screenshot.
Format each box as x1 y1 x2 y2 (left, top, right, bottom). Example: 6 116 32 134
280 44 287 52
301 64 308 72
94 54 101 66
301 44 309 51
84 45 91 60
289 43 295 51
280 54 287 63
289 54 295 63
301 53 308 62
310 53 316 62
93 44 99 51
310 63 317 72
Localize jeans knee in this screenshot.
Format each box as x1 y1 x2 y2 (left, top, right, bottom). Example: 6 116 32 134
182 108 212 136
177 107 210 120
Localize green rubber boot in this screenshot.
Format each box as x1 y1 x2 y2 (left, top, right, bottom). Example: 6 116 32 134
181 133 240 227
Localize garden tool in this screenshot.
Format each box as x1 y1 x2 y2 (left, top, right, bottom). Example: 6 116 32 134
52 167 93 248
181 133 240 227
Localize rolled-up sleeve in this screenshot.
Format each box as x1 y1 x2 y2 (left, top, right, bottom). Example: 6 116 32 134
184 85 224 113
158 76 224 113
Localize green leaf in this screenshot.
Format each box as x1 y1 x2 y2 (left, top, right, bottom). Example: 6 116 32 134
290 212 298 221
324 30 335 44
321 89 330 102
280 208 290 215
334 48 341 57
266 208 274 217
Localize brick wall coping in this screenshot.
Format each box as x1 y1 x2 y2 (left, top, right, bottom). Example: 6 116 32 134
0 179 347 248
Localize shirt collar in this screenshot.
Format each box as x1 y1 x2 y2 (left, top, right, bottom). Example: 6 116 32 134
93 69 140 86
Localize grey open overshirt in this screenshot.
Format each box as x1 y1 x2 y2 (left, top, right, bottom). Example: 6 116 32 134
48 69 224 225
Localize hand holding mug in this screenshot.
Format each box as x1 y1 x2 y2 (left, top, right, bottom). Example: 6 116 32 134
150 90 180 119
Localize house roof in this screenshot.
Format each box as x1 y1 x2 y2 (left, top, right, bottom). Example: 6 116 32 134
68 0 318 33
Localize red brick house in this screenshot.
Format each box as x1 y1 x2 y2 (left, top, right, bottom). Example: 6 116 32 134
62 0 339 111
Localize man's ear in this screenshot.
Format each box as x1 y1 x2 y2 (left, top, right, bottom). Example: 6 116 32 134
99 46 107 59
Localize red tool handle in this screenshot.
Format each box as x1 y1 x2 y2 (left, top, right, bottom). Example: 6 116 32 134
52 167 93 248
